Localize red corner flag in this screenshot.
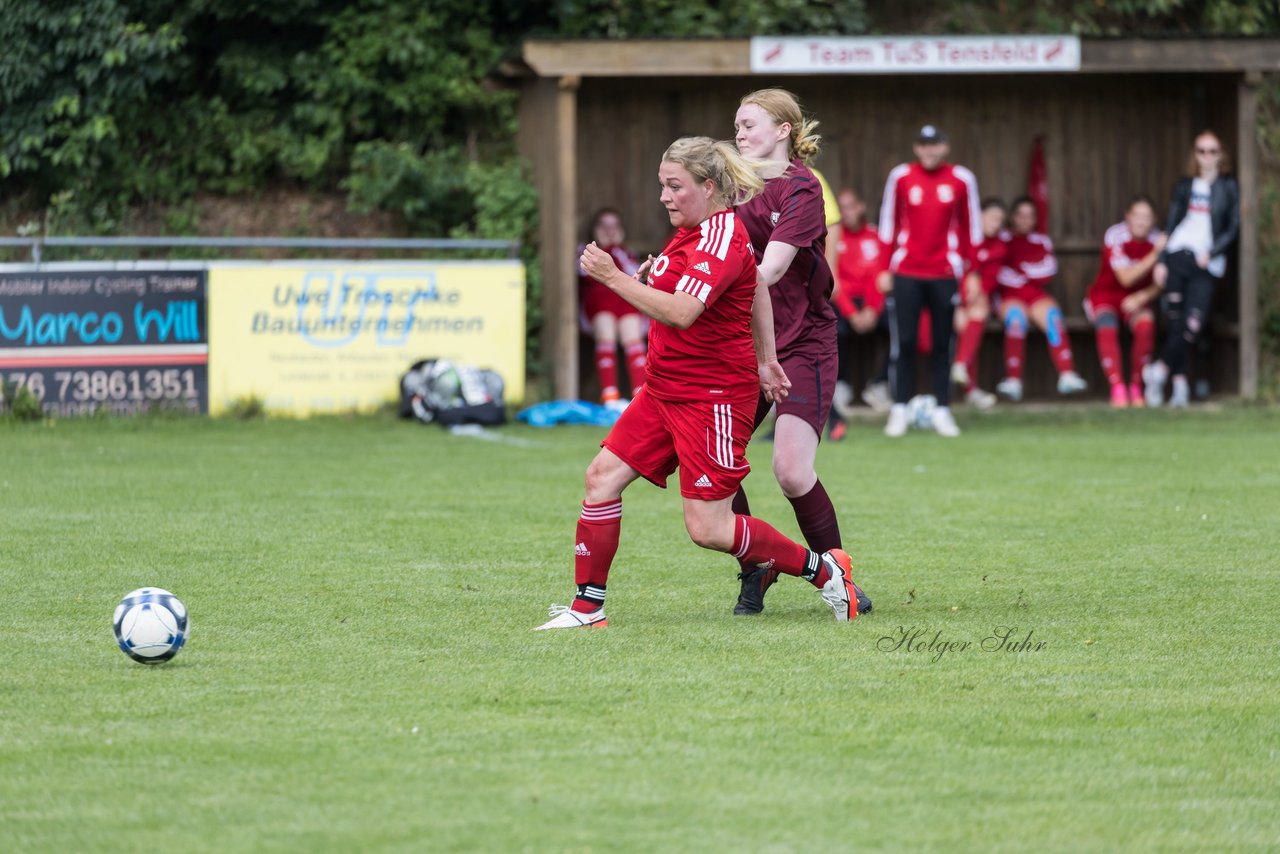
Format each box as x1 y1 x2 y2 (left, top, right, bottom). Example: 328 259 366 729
1028 135 1049 231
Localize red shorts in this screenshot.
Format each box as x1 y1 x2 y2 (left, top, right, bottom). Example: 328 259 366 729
998 285 1051 308
750 345 838 437
1084 290 1147 325
582 281 640 321
602 387 755 499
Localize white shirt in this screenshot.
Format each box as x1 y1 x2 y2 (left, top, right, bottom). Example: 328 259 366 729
1167 177 1225 277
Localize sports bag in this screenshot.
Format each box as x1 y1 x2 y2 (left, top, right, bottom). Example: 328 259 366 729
399 359 506 426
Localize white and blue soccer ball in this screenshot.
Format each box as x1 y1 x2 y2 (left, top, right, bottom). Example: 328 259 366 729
112 588 188 664
907 394 938 430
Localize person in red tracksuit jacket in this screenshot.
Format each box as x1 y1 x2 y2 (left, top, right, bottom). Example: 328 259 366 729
877 125 981 438
994 196 1088 400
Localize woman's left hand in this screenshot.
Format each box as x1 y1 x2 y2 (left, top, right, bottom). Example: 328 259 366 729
1195 252 1210 269
581 242 621 287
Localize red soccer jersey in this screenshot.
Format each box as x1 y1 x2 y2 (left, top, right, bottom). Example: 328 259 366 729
643 209 758 403
734 160 836 357
832 223 888 317
878 161 981 280
972 235 1007 295
1087 222 1159 303
997 231 1058 291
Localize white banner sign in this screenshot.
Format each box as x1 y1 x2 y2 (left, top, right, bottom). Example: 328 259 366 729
751 36 1081 74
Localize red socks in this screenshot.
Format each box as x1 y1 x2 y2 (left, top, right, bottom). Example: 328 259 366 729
595 343 618 401
624 341 646 392
955 318 985 384
731 515 830 589
1003 330 1025 380
572 499 621 612
1096 325 1123 387
1131 317 1154 386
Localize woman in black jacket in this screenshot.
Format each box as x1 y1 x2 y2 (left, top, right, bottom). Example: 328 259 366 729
1144 130 1239 407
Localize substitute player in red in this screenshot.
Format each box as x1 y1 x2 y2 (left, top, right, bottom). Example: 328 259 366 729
878 125 980 438
578 208 647 408
1084 197 1166 407
994 196 1088 401
948 197 1006 409
535 137 869 630
729 88 858 617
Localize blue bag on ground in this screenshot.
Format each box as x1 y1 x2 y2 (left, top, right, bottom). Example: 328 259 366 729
516 400 621 428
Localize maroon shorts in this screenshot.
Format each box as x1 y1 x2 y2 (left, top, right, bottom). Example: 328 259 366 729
582 281 641 321
602 387 756 499
751 346 838 438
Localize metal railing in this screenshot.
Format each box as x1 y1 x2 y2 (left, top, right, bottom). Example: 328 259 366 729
0 235 522 264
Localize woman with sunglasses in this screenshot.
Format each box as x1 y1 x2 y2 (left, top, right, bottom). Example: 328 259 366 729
1143 131 1240 407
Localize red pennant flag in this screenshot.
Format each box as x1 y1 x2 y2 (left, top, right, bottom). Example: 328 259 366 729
1028 135 1049 232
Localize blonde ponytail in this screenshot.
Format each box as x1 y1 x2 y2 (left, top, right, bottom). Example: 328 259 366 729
662 136 766 207
740 88 822 163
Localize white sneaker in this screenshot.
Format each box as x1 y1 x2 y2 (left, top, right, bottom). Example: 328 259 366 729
996 377 1023 401
817 549 870 621
931 406 960 437
1143 361 1168 408
950 361 970 387
884 404 909 438
832 380 856 419
965 387 996 410
534 604 608 630
1057 371 1087 395
861 381 892 412
1170 375 1190 408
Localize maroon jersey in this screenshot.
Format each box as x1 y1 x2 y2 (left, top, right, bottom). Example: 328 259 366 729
973 235 1007 295
644 209 758 403
997 231 1058 291
734 160 835 357
1087 222 1159 303
878 161 981 280
832 223 888 316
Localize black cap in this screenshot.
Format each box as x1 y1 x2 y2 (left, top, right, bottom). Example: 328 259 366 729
916 125 947 144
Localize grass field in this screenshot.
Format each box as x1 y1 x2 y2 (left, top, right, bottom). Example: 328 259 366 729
2 405 1279 852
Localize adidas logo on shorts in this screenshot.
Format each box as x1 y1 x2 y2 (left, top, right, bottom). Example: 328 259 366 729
575 542 591 556
694 474 713 488
692 261 712 274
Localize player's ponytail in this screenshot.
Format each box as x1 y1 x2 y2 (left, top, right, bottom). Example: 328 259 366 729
740 88 822 163
663 137 766 208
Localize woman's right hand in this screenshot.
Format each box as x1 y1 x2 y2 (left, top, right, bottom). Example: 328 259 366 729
1153 262 1168 288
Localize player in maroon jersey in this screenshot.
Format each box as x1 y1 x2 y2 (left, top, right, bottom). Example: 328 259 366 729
1084 197 1166 407
578 208 647 408
994 196 1088 401
535 136 869 630
948 197 1006 409
728 87 854 617
877 125 981 438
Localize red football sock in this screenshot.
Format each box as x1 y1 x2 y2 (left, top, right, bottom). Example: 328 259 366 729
1096 325 1123 387
573 499 621 612
955 318 985 382
731 515 829 589
1003 330 1025 380
1131 317 1154 386
624 341 646 393
594 342 618 401
917 310 933 356
1046 312 1075 374
787 479 841 554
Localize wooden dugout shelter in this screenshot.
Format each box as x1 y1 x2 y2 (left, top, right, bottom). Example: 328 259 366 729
504 38 1277 401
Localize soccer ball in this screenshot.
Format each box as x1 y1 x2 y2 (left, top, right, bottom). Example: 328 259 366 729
112 588 189 664
907 394 937 430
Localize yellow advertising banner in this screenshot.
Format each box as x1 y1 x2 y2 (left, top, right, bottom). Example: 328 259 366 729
207 261 524 415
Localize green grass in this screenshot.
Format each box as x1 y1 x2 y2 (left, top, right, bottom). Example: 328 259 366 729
2 406 1278 852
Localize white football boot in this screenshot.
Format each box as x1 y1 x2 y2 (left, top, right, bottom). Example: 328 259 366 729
534 604 607 630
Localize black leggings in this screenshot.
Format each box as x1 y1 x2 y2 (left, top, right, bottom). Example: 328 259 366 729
1160 250 1215 376
888 276 957 405
835 307 891 388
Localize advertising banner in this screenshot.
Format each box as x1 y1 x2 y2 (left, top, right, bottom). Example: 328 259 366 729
207 261 524 416
751 35 1081 74
0 269 208 416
